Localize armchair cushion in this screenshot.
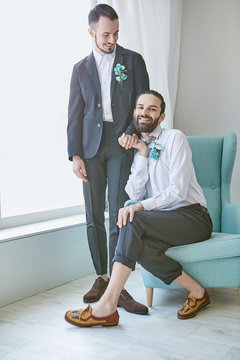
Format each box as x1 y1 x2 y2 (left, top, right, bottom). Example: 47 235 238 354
164 232 240 263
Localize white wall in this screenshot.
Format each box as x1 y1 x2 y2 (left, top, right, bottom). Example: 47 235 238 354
174 0 240 202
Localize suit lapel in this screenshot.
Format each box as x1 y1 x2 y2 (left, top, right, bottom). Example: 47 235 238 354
85 52 101 98
110 44 125 98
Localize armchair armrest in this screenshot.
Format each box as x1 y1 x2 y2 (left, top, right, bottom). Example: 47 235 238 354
222 202 240 234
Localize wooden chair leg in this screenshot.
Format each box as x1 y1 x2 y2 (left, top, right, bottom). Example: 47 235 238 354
238 286 240 304
146 287 154 307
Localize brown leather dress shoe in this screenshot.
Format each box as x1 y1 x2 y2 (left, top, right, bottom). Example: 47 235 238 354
117 289 148 315
83 277 109 303
177 289 210 319
65 305 119 327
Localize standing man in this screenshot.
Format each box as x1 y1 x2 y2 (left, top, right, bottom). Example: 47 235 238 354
67 4 149 314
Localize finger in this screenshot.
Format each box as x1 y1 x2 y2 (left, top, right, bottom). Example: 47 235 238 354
118 209 123 228
129 208 135 222
128 137 138 147
80 163 87 177
122 208 130 226
74 170 88 182
124 136 133 150
118 138 125 147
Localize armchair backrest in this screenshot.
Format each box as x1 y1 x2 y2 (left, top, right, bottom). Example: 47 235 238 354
187 132 237 232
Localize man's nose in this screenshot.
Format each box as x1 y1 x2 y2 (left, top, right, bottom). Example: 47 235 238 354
140 110 149 116
109 34 115 43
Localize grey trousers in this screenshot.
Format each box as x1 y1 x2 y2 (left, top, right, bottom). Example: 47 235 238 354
83 122 132 275
113 203 213 284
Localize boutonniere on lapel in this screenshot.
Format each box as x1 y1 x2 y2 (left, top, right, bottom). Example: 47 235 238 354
114 63 128 84
149 142 164 160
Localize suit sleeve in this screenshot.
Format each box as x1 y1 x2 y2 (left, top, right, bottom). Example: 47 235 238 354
125 54 150 136
67 65 85 161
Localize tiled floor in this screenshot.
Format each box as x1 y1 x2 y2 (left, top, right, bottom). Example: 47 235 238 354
0 270 240 360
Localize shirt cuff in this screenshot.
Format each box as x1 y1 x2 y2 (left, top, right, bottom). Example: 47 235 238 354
140 198 156 211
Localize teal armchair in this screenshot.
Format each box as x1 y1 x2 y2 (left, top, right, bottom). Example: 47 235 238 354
126 132 240 306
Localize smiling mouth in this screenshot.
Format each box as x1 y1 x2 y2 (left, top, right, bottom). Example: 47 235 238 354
138 117 151 122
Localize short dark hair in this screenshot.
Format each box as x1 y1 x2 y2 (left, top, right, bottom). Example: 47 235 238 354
88 4 118 29
136 90 166 115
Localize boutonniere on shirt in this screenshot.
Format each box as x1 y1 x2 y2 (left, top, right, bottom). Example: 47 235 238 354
149 142 164 160
114 63 128 84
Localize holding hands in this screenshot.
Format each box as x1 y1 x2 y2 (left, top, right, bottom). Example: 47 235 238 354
118 133 149 157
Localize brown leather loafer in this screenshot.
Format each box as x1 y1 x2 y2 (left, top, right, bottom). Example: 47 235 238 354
117 289 148 315
177 289 210 319
83 277 109 303
64 305 119 327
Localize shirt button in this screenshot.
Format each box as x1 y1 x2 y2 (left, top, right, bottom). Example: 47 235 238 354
97 123 101 127
97 103 101 108
211 185 216 189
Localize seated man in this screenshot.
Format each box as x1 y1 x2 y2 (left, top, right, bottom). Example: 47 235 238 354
65 90 213 327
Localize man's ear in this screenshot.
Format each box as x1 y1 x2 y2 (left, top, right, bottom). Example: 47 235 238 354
159 113 165 125
88 27 94 38
160 113 165 121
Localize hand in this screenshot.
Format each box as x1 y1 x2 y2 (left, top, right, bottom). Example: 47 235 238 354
72 156 88 182
131 135 149 157
117 202 144 228
118 133 138 150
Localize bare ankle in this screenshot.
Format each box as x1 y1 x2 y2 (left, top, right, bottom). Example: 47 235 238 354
92 301 116 317
189 287 205 299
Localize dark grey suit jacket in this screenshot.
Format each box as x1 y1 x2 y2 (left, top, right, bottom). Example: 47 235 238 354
67 44 149 160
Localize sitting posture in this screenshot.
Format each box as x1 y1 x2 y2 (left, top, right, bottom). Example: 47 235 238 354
65 90 213 327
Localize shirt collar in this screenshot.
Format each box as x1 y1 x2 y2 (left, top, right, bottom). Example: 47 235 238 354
93 46 116 66
141 125 162 144
150 124 162 139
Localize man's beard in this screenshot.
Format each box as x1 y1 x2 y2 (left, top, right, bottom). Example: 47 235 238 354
134 115 161 133
95 35 114 54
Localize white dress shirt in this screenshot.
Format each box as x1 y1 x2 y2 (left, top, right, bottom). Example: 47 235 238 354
125 126 207 211
93 47 116 122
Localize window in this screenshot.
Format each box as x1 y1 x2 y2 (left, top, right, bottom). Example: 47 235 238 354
0 1 92 223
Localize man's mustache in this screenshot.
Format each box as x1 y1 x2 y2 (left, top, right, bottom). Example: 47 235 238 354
138 115 152 119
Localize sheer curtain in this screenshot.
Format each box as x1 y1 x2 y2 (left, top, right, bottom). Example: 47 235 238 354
0 0 92 218
97 0 182 128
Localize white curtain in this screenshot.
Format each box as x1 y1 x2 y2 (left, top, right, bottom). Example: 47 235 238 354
96 0 182 128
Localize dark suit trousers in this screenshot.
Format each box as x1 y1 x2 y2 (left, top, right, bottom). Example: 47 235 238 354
113 204 213 284
83 122 132 275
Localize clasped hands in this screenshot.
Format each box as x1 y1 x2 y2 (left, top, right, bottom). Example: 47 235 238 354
118 133 149 157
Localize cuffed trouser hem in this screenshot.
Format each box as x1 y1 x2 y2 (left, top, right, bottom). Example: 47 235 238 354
140 262 183 285
112 255 136 271
162 264 183 285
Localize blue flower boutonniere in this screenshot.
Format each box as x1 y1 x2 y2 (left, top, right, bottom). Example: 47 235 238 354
149 142 164 160
114 63 128 84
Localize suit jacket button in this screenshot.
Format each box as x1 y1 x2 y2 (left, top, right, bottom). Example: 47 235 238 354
97 122 101 127
97 103 101 108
